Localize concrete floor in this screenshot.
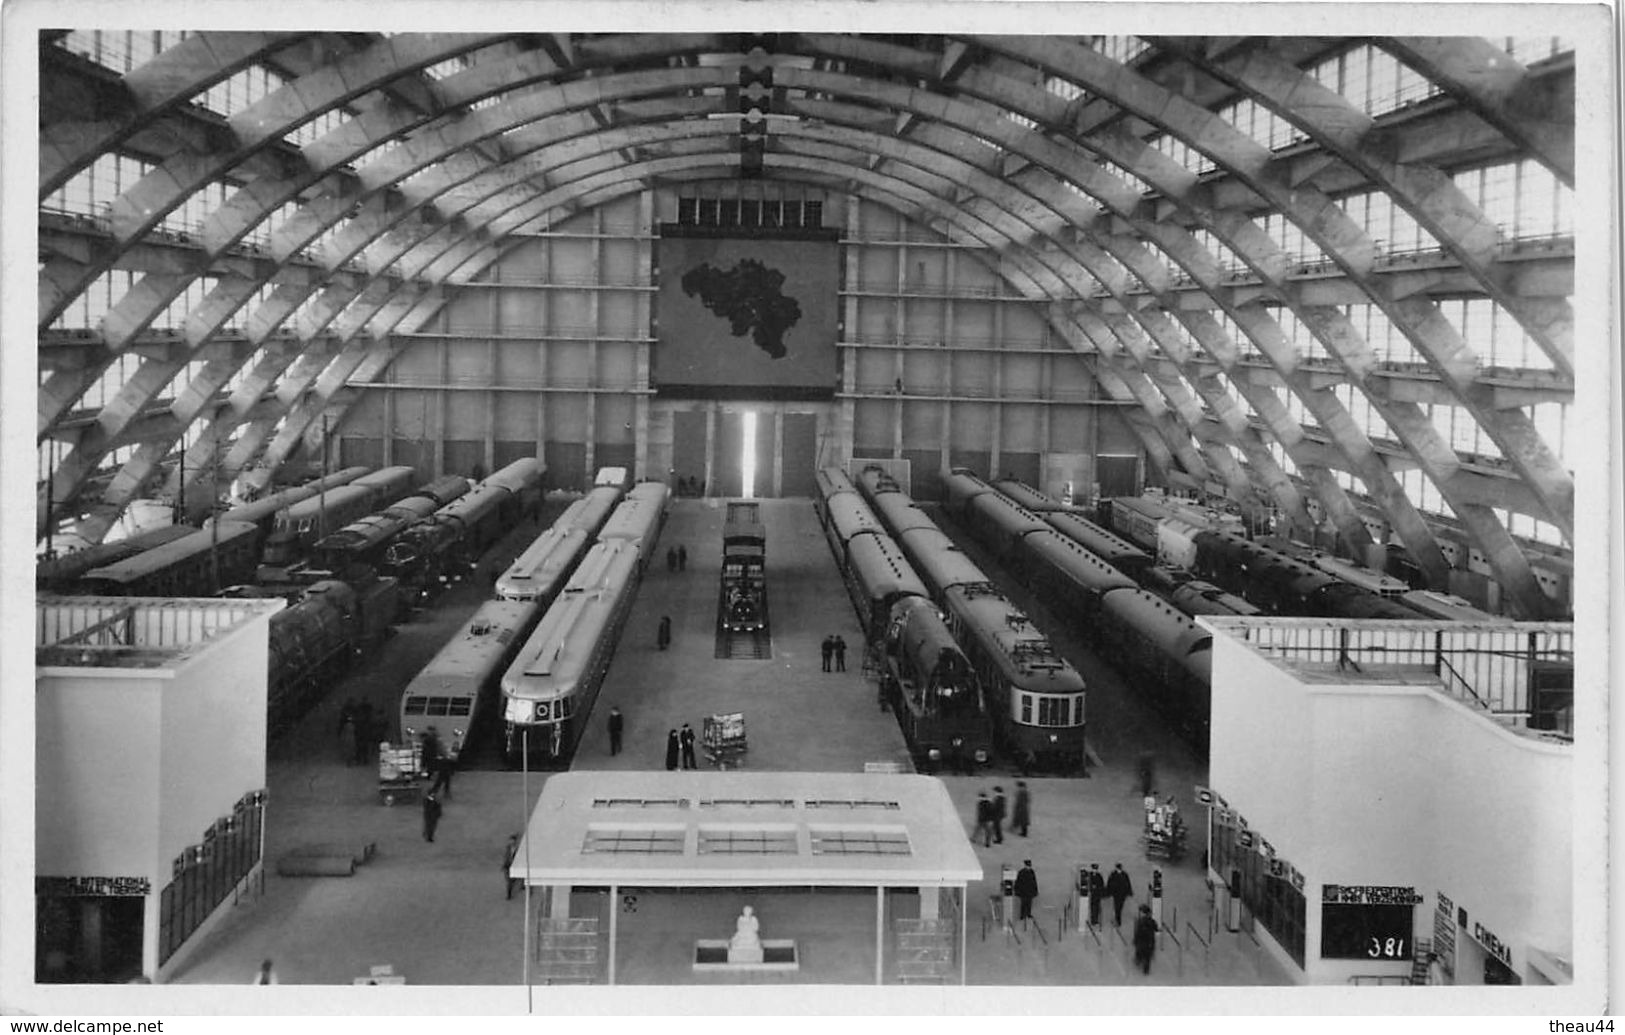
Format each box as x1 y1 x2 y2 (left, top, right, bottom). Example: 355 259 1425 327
153 495 1301 1011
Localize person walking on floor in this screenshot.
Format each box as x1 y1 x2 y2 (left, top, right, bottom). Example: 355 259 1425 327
422 793 442 843
679 723 697 769
1106 862 1135 926
608 706 624 755
991 785 1007 844
337 697 358 740
1012 780 1031 837
1014 859 1039 921
427 750 455 800
665 729 680 771
821 635 834 672
973 791 995 847
1087 864 1105 926
503 833 522 900
251 958 278 985
657 614 672 650
666 546 677 572
350 701 375 766
1133 904 1158 974
677 545 687 571
833 635 847 671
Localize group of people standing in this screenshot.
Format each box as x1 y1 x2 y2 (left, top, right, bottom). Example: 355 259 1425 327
819 634 848 672
973 781 1030 846
665 544 688 572
664 722 699 770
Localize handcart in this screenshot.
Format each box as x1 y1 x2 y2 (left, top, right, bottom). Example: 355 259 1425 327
702 712 748 769
1142 799 1187 861
378 741 426 805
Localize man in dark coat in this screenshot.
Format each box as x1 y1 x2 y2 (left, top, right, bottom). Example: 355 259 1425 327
427 749 455 800
679 723 697 769
1087 864 1106 926
503 834 522 899
821 636 834 672
665 729 680 771
1106 862 1135 926
422 793 442 843
658 614 672 650
351 701 375 766
973 792 994 847
677 545 687 571
1011 781 1031 837
1133 904 1158 973
991 786 1007 844
833 635 848 671
608 706 624 755
1014 860 1039 921
337 697 358 740
666 546 677 572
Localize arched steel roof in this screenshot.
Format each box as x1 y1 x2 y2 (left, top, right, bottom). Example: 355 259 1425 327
32 29 1581 617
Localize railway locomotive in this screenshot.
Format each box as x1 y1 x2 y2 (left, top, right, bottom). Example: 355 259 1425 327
1096 492 1429 620
500 481 668 765
852 467 1087 770
382 458 546 604
248 576 400 738
815 466 996 770
940 469 1214 751
399 473 626 761
258 466 418 571
721 502 767 634
311 474 472 577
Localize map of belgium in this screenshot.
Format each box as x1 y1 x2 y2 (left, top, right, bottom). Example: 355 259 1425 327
680 258 803 359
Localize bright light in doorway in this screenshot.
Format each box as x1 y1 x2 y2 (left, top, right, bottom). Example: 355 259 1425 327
741 412 757 499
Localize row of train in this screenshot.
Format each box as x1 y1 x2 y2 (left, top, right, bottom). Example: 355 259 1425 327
395 470 670 767
816 465 1089 773
934 471 1506 754
1086 490 1500 622
39 458 547 739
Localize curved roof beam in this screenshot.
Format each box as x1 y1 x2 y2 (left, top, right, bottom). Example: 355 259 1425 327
1381 37 1574 187
1143 36 1571 377
40 32 314 197
963 35 1572 548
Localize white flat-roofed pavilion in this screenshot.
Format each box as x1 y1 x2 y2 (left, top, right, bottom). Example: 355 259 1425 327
512 770 984 984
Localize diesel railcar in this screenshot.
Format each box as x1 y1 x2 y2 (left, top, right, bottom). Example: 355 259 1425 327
76 521 261 596
399 597 541 762
859 467 1086 771
501 483 664 764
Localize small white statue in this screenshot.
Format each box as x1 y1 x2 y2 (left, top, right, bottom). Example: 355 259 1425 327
728 905 763 962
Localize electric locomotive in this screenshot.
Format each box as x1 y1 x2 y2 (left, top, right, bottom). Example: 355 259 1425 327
855 466 1086 771
721 503 767 633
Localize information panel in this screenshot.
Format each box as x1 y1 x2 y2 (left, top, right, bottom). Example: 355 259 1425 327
654 226 840 399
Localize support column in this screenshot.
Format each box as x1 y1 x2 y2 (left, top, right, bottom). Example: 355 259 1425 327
875 885 885 986
959 886 967 984
703 402 717 497
773 409 785 498
608 883 618 986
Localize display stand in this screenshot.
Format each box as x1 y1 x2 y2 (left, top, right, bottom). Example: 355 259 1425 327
702 712 748 769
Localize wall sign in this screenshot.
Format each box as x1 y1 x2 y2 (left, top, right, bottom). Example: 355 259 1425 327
1471 920 1513 967
1433 892 1457 977
36 875 151 897
1321 884 1425 905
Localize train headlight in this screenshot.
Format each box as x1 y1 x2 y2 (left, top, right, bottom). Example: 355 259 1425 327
974 749 989 763
534 702 549 721
403 725 416 739
453 727 465 741
1048 734 1058 744
927 748 942 761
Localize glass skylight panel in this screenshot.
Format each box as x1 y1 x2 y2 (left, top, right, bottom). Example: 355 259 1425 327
581 826 686 853
696 827 798 854
1045 75 1086 102
808 827 911 855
